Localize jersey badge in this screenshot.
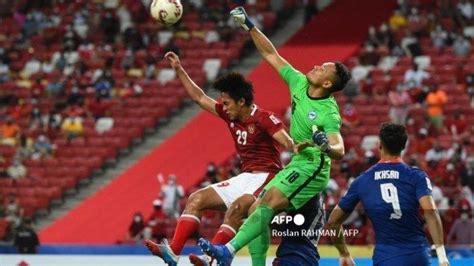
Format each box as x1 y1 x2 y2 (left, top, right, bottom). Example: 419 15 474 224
308 111 317 120
248 124 255 134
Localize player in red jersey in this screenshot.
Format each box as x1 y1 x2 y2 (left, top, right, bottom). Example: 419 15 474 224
145 52 303 266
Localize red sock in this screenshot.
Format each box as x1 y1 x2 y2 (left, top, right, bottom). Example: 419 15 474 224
170 214 200 254
211 224 236 245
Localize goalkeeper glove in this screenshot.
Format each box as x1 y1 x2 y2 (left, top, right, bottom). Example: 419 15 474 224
312 125 330 153
230 6 255 31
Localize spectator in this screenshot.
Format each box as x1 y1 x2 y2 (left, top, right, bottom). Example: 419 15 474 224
0 61 9 82
22 56 41 77
14 217 39 254
61 117 84 140
447 210 474 245
425 85 448 129
431 24 448 49
465 71 474 107
160 174 184 219
33 134 53 159
446 142 468 162
456 0 474 27
460 156 474 192
367 26 381 47
388 84 411 125
389 8 407 30
453 35 471 57
95 78 112 99
446 112 468 138
145 199 167 242
341 102 360 128
7 159 27 180
425 142 446 163
87 96 110 119
4 194 22 228
124 212 145 244
378 23 395 49
0 117 20 146
404 63 429 88
46 76 64 95
413 128 433 155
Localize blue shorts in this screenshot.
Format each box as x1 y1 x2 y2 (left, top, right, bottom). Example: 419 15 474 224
272 254 319 266
375 251 430 266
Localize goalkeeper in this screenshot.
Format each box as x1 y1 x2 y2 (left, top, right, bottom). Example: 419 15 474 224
198 6 352 266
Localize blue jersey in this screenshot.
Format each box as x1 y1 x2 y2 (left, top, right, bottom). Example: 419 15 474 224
338 161 432 264
273 194 324 265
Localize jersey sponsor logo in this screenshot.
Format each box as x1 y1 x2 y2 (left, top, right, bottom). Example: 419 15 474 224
308 111 317 120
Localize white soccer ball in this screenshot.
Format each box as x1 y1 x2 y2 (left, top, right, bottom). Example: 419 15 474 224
150 0 183 26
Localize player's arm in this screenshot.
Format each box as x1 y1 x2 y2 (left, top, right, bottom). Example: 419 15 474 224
271 129 295 152
165 52 218 116
326 132 345 160
419 195 449 266
327 206 356 266
230 7 288 72
312 126 345 160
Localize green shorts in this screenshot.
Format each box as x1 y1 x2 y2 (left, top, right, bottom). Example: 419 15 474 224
261 155 329 210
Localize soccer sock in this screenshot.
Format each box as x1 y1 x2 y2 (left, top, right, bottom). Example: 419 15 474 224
170 214 200 254
227 205 274 253
248 226 270 266
211 224 236 245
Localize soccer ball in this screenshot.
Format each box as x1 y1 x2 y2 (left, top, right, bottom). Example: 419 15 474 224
150 0 183 26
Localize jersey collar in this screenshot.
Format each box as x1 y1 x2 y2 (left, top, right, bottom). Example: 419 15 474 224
378 158 403 163
250 104 258 116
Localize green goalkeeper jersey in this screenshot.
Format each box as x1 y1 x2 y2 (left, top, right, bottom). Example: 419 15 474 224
279 64 342 164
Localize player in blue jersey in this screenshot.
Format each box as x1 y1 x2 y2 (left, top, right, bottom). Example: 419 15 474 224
272 194 325 266
327 122 449 266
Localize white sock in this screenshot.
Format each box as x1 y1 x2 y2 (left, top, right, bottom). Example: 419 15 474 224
225 243 236 255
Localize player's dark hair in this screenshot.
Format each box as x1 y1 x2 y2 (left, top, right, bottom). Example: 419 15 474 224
331 62 351 92
379 122 408 156
213 72 254 106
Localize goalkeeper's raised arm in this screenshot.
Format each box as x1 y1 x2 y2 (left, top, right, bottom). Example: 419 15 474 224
165 51 218 116
230 6 288 73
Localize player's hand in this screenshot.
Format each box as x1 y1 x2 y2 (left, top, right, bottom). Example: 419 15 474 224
339 255 355 266
312 126 330 153
164 51 181 69
293 141 313 154
230 6 255 31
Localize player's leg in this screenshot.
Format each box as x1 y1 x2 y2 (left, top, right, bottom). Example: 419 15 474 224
170 186 227 254
190 172 271 265
226 166 302 253
190 194 255 266
212 194 255 244
146 186 227 265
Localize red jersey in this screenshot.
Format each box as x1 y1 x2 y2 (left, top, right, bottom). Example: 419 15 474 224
216 103 284 173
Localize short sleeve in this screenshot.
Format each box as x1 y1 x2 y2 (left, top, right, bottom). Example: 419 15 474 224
215 103 230 122
414 169 432 200
279 64 307 95
322 112 342 134
338 178 360 213
259 112 284 136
